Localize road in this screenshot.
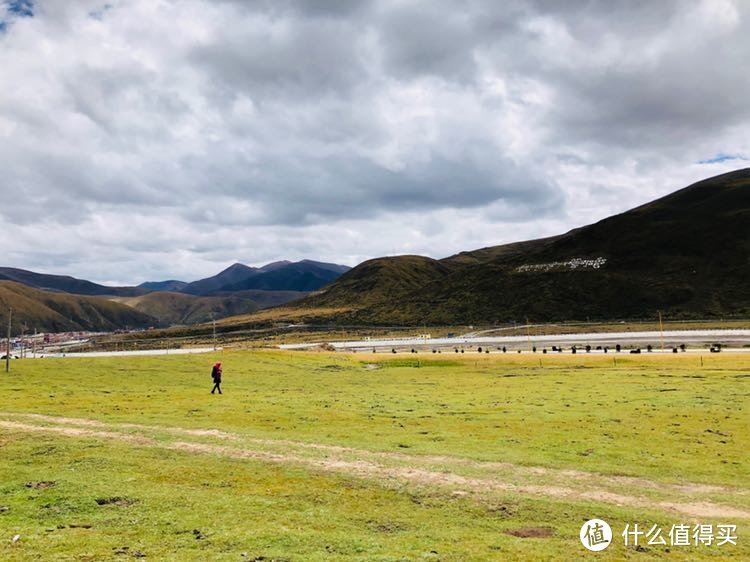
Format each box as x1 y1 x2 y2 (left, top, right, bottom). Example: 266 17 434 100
278 329 750 352
29 347 218 359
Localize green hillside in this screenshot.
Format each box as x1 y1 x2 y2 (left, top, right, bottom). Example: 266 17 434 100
0 281 156 333
0 267 145 297
301 255 451 311
112 292 259 326
280 169 750 324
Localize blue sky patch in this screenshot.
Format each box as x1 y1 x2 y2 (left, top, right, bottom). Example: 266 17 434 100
7 0 34 18
1 0 33 32
698 153 747 165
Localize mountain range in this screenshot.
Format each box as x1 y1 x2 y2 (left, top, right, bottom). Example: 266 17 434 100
176 260 349 295
250 168 750 325
1 260 350 332
4 169 748 333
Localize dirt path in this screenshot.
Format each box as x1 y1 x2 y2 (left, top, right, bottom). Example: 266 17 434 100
1 412 748 520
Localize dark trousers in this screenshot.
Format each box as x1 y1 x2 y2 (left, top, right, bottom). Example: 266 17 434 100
211 381 222 394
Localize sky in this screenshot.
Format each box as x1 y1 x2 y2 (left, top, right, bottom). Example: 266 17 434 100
0 0 748 285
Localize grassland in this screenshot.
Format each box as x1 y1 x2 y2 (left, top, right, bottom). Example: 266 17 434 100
0 350 748 560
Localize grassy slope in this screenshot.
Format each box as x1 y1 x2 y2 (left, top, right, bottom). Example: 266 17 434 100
0 281 155 332
297 255 453 316
0 351 748 560
228 289 309 309
112 291 259 326
0 268 145 297
256 169 750 325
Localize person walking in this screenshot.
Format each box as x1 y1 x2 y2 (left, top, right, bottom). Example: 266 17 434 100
211 362 223 394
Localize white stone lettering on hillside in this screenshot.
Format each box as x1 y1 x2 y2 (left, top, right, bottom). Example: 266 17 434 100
516 257 607 273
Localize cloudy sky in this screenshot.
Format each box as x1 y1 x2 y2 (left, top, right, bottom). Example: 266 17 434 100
1 0 747 285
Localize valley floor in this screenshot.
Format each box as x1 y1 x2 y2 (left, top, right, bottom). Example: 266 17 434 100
0 350 747 560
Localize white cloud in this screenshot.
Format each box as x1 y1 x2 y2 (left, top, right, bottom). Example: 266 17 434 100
0 0 748 284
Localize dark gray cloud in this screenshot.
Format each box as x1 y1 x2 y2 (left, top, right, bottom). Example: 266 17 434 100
509 0 750 151
0 0 747 284
376 1 478 81
190 17 367 99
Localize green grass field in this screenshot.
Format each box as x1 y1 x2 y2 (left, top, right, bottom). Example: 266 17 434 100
0 350 748 560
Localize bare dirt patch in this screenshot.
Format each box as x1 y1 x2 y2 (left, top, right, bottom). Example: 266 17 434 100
366 520 407 533
505 527 554 538
25 481 56 490
95 497 135 507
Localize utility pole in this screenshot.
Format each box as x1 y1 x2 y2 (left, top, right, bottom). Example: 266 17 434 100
5 308 11 373
658 310 664 351
212 318 217 351
525 317 532 352
32 328 37 359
